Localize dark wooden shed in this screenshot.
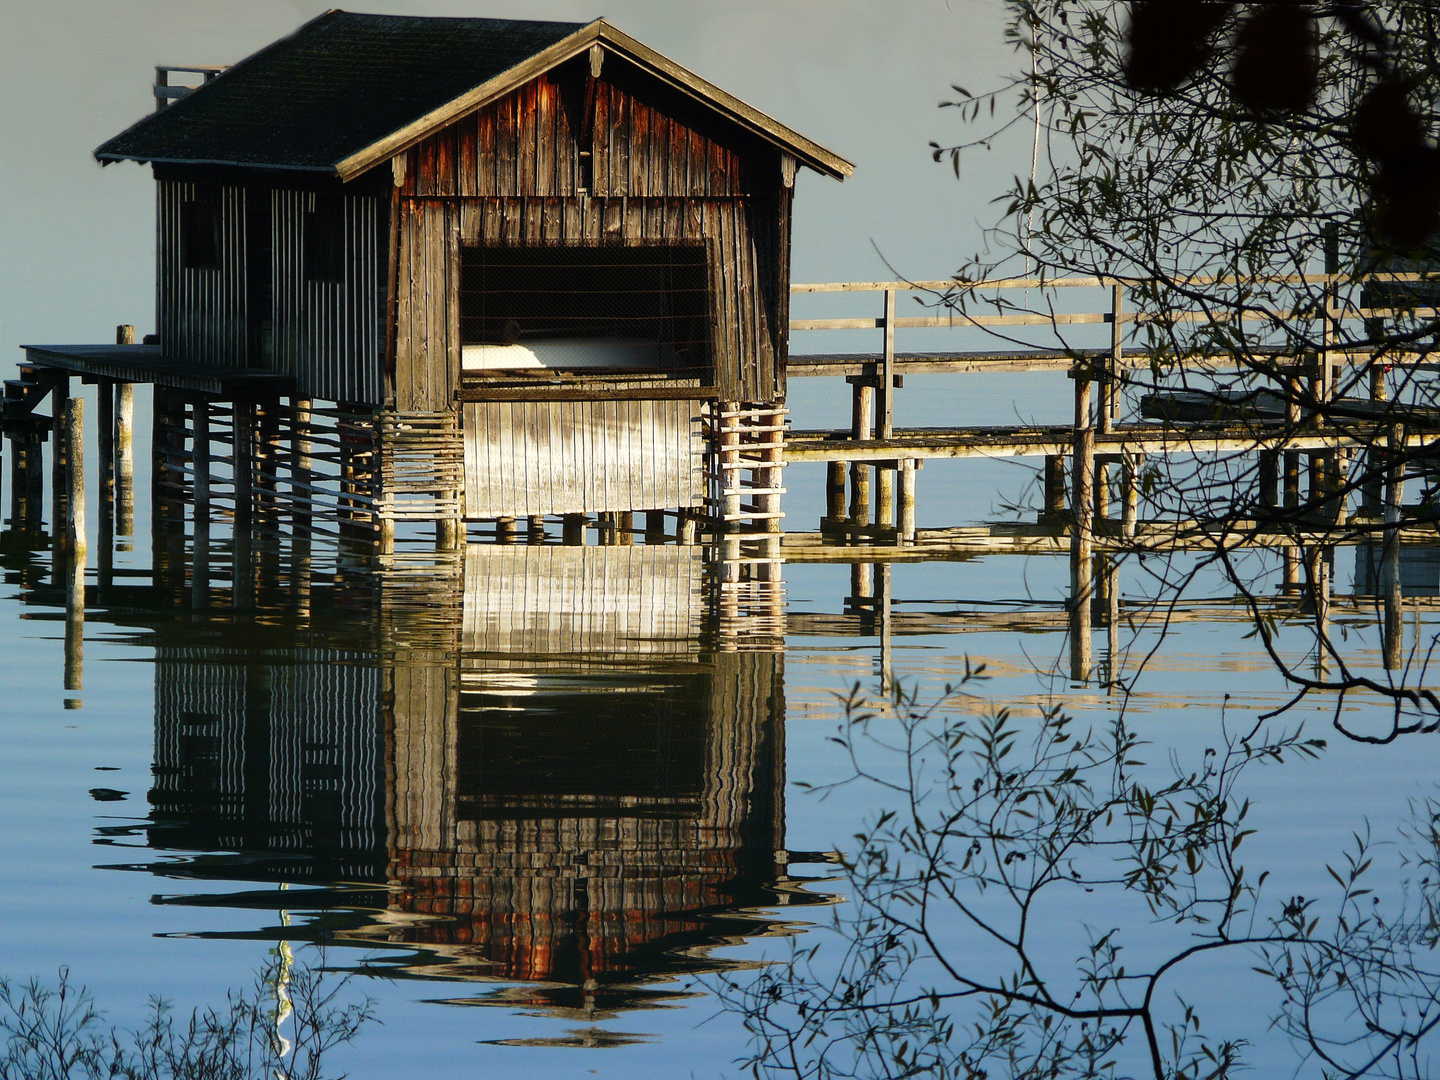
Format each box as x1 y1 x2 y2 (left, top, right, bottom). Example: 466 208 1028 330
93 12 851 534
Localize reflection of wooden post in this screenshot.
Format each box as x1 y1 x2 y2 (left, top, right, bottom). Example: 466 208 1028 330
562 513 585 545
1093 457 1111 523
898 459 916 542
1070 369 1094 683
97 380 115 529
115 382 134 540
877 561 892 692
496 515 519 542
1284 450 1302 510
232 397 254 611
617 511 634 546
1383 422 1405 670
644 511 666 541
1099 283 1122 435
191 399 211 609
849 561 873 616
1104 555 1120 690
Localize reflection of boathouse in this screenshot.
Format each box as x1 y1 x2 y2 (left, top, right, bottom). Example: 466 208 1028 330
137 546 793 999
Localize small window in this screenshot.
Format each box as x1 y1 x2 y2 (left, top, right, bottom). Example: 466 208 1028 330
304 200 345 283
180 198 221 271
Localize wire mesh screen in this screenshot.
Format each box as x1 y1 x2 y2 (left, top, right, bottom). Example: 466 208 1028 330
459 244 711 377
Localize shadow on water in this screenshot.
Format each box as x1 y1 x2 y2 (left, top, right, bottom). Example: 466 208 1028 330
0 522 833 1024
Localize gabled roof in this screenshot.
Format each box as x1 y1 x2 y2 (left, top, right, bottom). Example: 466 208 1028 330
94 10 853 182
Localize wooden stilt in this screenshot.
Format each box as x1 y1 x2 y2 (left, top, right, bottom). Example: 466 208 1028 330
563 513 586 545
1259 449 1279 511
1363 366 1389 515
617 510 634 546
291 398 313 536
849 561 873 616
678 512 698 545
1384 422 1405 670
758 405 785 535
898 459 917 542
1121 455 1140 539
876 464 894 530
1283 450 1301 510
496 515 519 542
1092 457 1111 524
63 397 85 695
824 461 846 525
849 380 873 525
644 510 666 541
1070 370 1094 683
191 399 210 608
529 514 548 542
114 382 134 540
52 375 70 538
1043 455 1067 520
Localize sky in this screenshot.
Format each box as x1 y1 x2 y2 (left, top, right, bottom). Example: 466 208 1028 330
0 0 1029 358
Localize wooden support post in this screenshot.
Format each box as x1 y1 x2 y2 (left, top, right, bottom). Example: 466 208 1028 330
759 405 784 535
825 461 846 525
617 510 634 546
1121 455 1141 538
52 375 70 537
715 402 743 536
1259 449 1279 511
1283 545 1301 590
1384 422 1405 670
530 514 548 542
1043 455 1067 520
64 398 85 560
232 396 254 539
1104 555 1120 690
291 398 313 536
97 380 115 528
879 290 895 438
63 398 86 695
115 382 134 540
898 459 917 542
877 560 892 692
849 380 873 525
876 464 895 530
496 515 519 542
1092 457 1112 524
679 512 698 545
563 513 586 545
1363 367 1388 516
116 323 134 346
1333 449 1350 527
645 510 666 541
1099 283 1122 435
1070 370 1094 683
1284 450 1302 511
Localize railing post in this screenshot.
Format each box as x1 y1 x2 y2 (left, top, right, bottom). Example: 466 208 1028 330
879 288 895 438
1070 368 1094 683
1383 421 1405 670
849 377 873 524
1100 282 1122 435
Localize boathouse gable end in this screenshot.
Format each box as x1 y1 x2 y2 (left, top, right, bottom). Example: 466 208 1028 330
89 11 849 534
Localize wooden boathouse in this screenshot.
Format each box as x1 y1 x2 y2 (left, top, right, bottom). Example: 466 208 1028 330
15 11 850 550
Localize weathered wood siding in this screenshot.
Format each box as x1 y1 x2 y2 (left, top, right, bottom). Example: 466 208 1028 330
157 179 247 365
156 171 389 405
394 62 793 408
461 545 703 655
461 397 702 517
271 190 388 404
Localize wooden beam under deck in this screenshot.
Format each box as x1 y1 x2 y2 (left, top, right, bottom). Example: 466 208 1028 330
21 345 290 397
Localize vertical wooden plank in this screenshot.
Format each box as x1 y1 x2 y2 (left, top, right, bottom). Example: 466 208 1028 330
519 82 537 195
613 85 630 198
535 76 554 198
458 114 478 198
497 91 518 197
630 100 650 197
591 79 610 198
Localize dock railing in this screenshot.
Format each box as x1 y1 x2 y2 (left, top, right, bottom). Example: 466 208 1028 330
786 272 1440 544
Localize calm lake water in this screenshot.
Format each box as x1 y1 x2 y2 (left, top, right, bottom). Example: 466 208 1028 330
2 383 1438 1078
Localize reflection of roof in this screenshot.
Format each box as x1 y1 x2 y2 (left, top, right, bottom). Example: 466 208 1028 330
93 10 853 182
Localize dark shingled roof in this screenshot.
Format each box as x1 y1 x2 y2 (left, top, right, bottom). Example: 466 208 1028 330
95 11 587 172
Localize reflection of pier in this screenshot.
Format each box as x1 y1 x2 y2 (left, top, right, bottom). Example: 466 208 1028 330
52 539 804 1012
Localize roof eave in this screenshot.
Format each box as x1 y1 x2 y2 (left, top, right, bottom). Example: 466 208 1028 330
94 152 338 174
